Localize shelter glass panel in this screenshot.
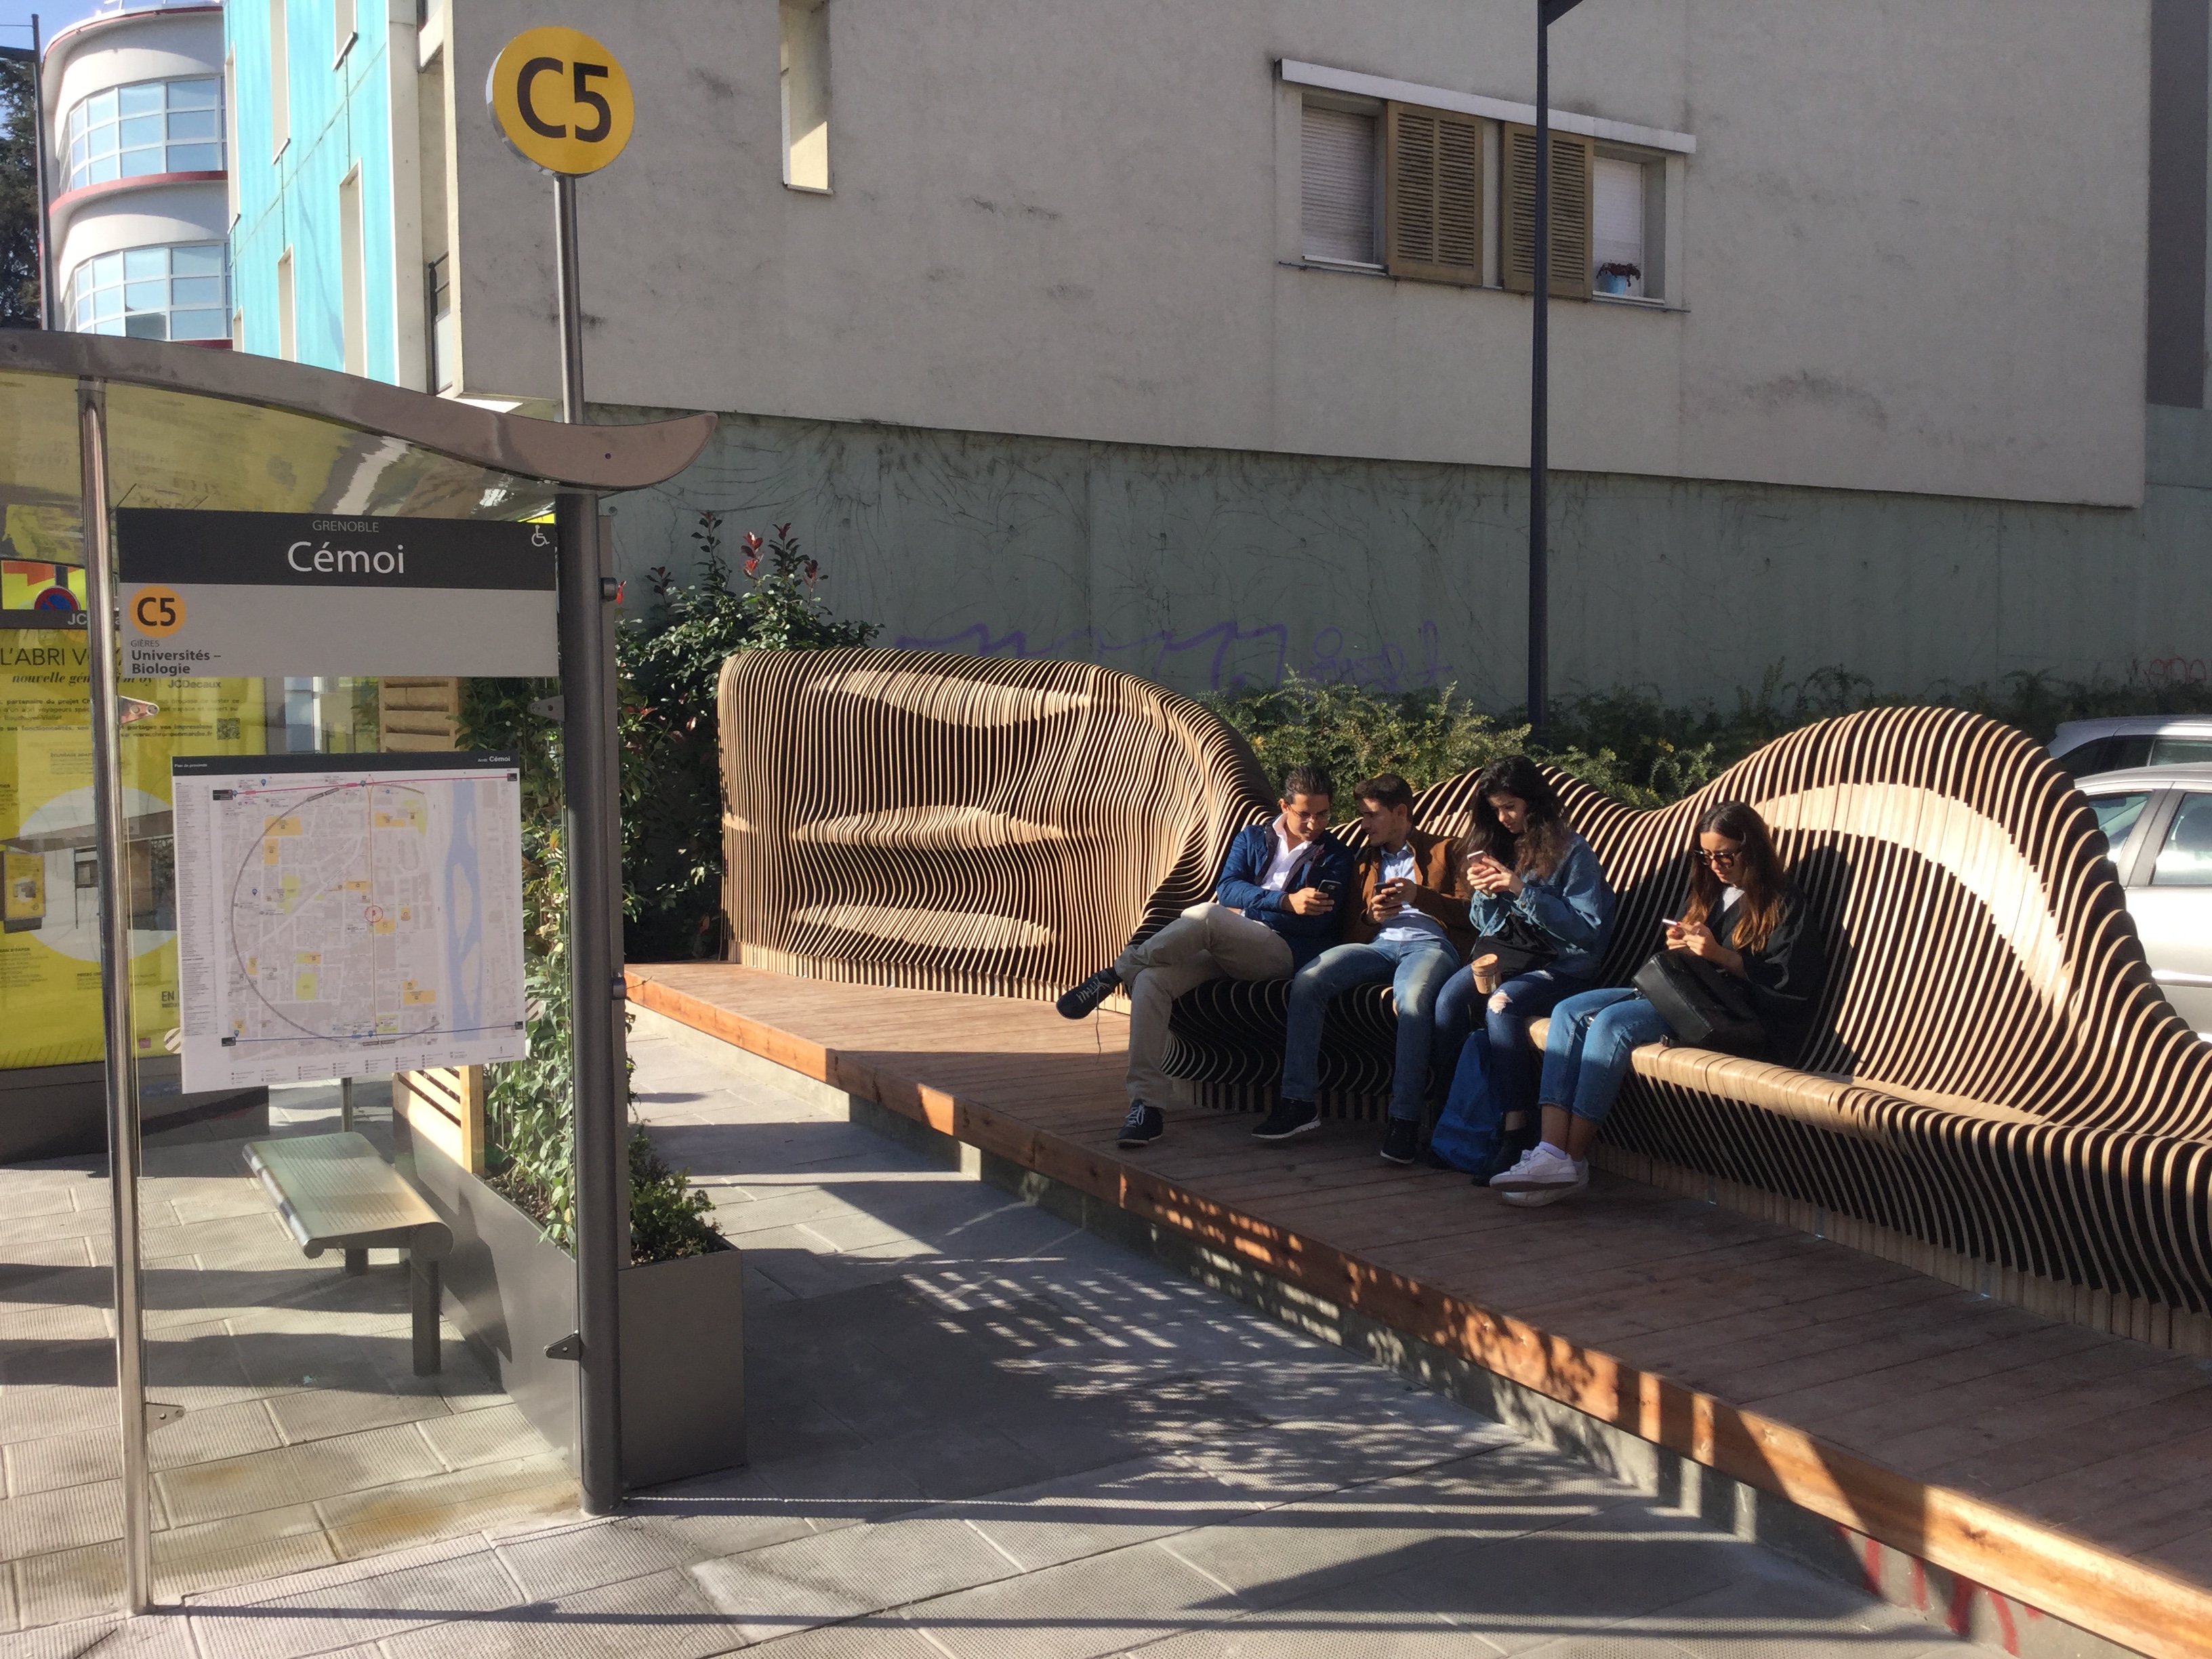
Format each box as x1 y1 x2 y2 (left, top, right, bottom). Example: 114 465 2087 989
0 363 579 1618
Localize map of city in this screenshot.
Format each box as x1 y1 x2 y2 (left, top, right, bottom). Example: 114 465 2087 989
173 754 527 1090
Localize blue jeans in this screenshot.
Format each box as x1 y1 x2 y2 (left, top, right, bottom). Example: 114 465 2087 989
1537 987 1671 1124
1282 937 1458 1120
1429 971 1587 1168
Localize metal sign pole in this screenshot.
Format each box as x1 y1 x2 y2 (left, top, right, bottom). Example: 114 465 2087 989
80 379 153 1613
1528 6 1552 742
1529 0 1586 743
554 169 624 1514
31 17 56 332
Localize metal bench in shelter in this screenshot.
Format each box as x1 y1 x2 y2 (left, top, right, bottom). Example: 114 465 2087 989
242 1131 455 1375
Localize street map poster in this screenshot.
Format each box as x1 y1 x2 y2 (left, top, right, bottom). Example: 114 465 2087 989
172 752 527 1090
0 629 265 1071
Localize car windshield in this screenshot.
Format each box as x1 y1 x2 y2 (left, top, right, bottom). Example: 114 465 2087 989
2089 792 2150 857
2152 792 2212 886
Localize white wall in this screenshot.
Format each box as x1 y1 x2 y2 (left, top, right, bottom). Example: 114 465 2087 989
444 0 2150 509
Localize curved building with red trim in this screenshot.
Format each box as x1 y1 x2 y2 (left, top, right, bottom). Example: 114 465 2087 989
42 2 229 346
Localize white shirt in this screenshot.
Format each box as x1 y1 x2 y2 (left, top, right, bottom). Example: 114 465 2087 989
1721 885 1745 912
1374 842 1448 945
1261 819 1309 891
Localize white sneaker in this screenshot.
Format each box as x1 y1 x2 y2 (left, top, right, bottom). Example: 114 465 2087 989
1489 1144 1582 1192
1502 1163 1590 1206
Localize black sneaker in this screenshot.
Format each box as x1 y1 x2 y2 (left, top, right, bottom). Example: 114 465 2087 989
1479 1120 1540 1185
1379 1118 1420 1165
1252 1099 1320 1141
1117 1102 1165 1147
1056 967 1121 1021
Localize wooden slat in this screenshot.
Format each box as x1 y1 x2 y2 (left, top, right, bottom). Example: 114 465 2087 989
377 676 485 1158
393 1065 485 1175
628 963 2212 1659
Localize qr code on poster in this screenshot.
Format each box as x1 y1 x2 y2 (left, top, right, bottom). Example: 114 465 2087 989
216 718 240 741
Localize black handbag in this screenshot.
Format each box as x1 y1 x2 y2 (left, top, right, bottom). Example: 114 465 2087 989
1466 914 1556 981
1632 948 1765 1055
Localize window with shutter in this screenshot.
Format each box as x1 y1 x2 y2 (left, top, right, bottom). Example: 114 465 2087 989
1383 102 1482 286
1300 103 1378 266
1501 123 1593 298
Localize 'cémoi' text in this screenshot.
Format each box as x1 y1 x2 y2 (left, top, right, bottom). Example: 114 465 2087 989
289 540 406 575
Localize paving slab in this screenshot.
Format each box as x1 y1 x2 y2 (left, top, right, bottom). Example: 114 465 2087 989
0 1033 1979 1659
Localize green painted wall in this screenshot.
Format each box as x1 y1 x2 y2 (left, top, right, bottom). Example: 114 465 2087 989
602 405 2212 708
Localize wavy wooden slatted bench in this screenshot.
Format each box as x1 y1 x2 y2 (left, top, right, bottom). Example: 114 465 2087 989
242 1131 455 1375
719 649 2212 1351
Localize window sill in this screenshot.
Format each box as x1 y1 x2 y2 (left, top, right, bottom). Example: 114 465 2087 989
1591 291 1668 310
782 182 833 197
1284 258 1385 276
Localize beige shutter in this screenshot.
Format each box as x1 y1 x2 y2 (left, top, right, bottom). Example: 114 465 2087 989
1384 102 1483 285
1501 123 1594 298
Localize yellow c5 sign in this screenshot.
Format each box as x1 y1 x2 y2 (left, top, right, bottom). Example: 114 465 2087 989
487 26 634 176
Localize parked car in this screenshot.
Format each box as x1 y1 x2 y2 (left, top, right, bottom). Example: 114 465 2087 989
2075 762 2212 1035
2049 716 2212 777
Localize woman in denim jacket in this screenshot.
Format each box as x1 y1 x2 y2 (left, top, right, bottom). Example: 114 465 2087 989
1429 756 1616 1179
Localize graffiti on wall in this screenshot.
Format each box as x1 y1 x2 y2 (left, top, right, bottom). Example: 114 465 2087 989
2147 655 2209 687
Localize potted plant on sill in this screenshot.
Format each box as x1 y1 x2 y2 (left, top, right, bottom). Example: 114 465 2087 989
1596 262 1642 297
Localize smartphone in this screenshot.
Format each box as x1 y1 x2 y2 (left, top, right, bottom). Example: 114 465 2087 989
1316 879 1343 898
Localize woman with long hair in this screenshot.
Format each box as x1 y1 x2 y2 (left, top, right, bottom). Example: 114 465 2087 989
1426 756 1616 1177
1490 800 1827 1205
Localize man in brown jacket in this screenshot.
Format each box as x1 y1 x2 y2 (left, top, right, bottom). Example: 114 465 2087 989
1252 773 1472 1164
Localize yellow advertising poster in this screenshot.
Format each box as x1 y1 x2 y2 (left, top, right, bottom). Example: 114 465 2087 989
0 630 265 1069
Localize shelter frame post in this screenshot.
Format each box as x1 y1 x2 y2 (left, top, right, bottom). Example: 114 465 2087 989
554 170 624 1514
80 377 153 1613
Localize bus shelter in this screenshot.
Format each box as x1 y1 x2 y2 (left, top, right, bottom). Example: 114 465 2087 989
0 330 712 1615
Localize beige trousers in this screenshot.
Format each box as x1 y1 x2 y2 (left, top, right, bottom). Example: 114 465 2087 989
1115 902 1294 1107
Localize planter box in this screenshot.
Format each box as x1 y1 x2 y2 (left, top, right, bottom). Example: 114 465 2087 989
400 1126 746 1488
404 1130 580 1467
620 1244 746 1487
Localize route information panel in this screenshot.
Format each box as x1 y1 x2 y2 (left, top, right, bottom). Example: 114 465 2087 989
172 752 528 1090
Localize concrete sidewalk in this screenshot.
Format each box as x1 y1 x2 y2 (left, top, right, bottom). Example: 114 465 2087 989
4 1028 1973 1659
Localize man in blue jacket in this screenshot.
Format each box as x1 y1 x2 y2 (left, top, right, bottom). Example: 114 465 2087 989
1057 764 1351 1149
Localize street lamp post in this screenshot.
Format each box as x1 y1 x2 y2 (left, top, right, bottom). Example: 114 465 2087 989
1529 0 1586 742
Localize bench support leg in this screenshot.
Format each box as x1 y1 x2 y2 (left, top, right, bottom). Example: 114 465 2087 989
410 1255 442 1376
343 1248 368 1276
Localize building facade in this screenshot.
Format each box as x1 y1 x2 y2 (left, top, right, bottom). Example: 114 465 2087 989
226 1 2212 707
43 1 230 348
227 0 438 384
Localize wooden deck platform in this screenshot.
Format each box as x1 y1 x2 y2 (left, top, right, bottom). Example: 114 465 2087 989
628 962 2212 1659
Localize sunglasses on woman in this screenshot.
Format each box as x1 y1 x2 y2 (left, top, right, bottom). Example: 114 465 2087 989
1694 847 1743 868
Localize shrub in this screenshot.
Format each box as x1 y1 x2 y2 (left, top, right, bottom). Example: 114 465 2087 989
628 1131 723 1263
1208 661 2212 813
457 517 878 1252
621 517 878 960
1204 671 1691 811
